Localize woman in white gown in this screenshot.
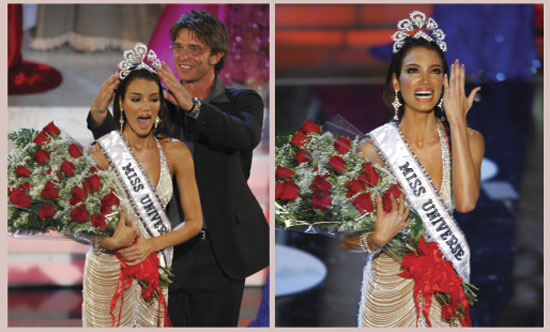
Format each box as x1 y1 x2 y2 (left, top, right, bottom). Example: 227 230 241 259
342 11 484 327
81 44 203 327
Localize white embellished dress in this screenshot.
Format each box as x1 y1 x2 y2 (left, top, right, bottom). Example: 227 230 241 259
82 140 173 327
358 122 458 327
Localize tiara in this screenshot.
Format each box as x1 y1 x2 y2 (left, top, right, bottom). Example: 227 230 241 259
118 42 161 80
391 11 447 54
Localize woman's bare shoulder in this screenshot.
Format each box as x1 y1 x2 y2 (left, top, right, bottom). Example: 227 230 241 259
160 138 193 171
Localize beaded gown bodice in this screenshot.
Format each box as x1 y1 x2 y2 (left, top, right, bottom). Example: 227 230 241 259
150 138 173 208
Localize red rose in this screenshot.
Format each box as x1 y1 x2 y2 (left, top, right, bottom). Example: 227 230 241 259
299 120 321 135
34 149 50 164
352 192 374 214
294 149 311 164
312 191 331 212
83 174 102 194
360 162 379 187
20 182 31 191
9 187 31 208
16 165 32 177
87 174 102 192
82 179 92 194
275 167 295 180
276 181 300 201
43 121 61 136
381 191 393 213
328 155 346 173
41 181 59 200
33 131 49 145
68 143 83 158
345 179 365 198
290 130 309 147
91 214 107 230
60 161 75 177
333 136 352 154
91 165 101 173
310 175 331 192
101 192 120 207
70 187 87 205
71 205 90 223
386 184 401 199
100 192 120 213
39 204 56 221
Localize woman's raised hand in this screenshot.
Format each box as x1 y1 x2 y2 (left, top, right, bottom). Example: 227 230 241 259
90 72 120 125
371 193 410 248
443 59 481 125
155 61 194 111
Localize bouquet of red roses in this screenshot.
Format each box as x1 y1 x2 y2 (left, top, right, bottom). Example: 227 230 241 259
8 122 173 326
275 118 477 326
8 122 121 237
275 119 424 259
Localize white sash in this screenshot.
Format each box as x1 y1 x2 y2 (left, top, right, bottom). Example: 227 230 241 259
368 123 470 281
98 131 173 268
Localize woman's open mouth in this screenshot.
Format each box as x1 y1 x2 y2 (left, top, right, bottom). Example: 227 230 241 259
137 116 152 129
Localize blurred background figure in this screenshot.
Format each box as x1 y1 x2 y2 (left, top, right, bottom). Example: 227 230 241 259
7 3 269 327
275 3 543 327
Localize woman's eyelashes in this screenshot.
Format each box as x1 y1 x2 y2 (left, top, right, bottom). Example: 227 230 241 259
405 67 442 75
129 96 160 103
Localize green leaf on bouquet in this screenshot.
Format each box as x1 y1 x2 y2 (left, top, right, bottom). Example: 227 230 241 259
275 132 293 148
8 128 39 149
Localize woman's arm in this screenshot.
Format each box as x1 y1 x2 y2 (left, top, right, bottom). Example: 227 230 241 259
443 60 485 213
118 141 203 264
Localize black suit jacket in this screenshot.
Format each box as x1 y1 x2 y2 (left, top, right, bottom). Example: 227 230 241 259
87 83 269 280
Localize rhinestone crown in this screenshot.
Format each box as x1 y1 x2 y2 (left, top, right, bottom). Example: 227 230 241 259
118 42 161 80
391 11 447 54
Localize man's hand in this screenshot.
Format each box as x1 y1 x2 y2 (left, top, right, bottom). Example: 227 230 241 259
91 72 120 127
156 61 194 111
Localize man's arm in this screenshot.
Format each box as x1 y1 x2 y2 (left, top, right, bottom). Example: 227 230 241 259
87 110 117 140
87 72 120 140
192 89 264 151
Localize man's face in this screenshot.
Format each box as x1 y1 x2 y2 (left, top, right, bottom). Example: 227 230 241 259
172 28 221 84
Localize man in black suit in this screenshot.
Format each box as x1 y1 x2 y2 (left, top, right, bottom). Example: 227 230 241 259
87 9 269 326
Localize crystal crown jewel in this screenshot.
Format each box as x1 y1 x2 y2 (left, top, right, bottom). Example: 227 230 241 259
118 42 161 80
391 11 447 54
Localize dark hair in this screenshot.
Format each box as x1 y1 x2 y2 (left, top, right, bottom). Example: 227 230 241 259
113 68 174 139
383 37 449 130
169 9 230 75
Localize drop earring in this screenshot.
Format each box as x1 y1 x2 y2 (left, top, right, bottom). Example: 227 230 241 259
438 98 446 121
120 110 125 132
154 117 160 130
392 90 401 121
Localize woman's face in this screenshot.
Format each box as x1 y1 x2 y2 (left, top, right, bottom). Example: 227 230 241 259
120 78 160 137
393 47 444 114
